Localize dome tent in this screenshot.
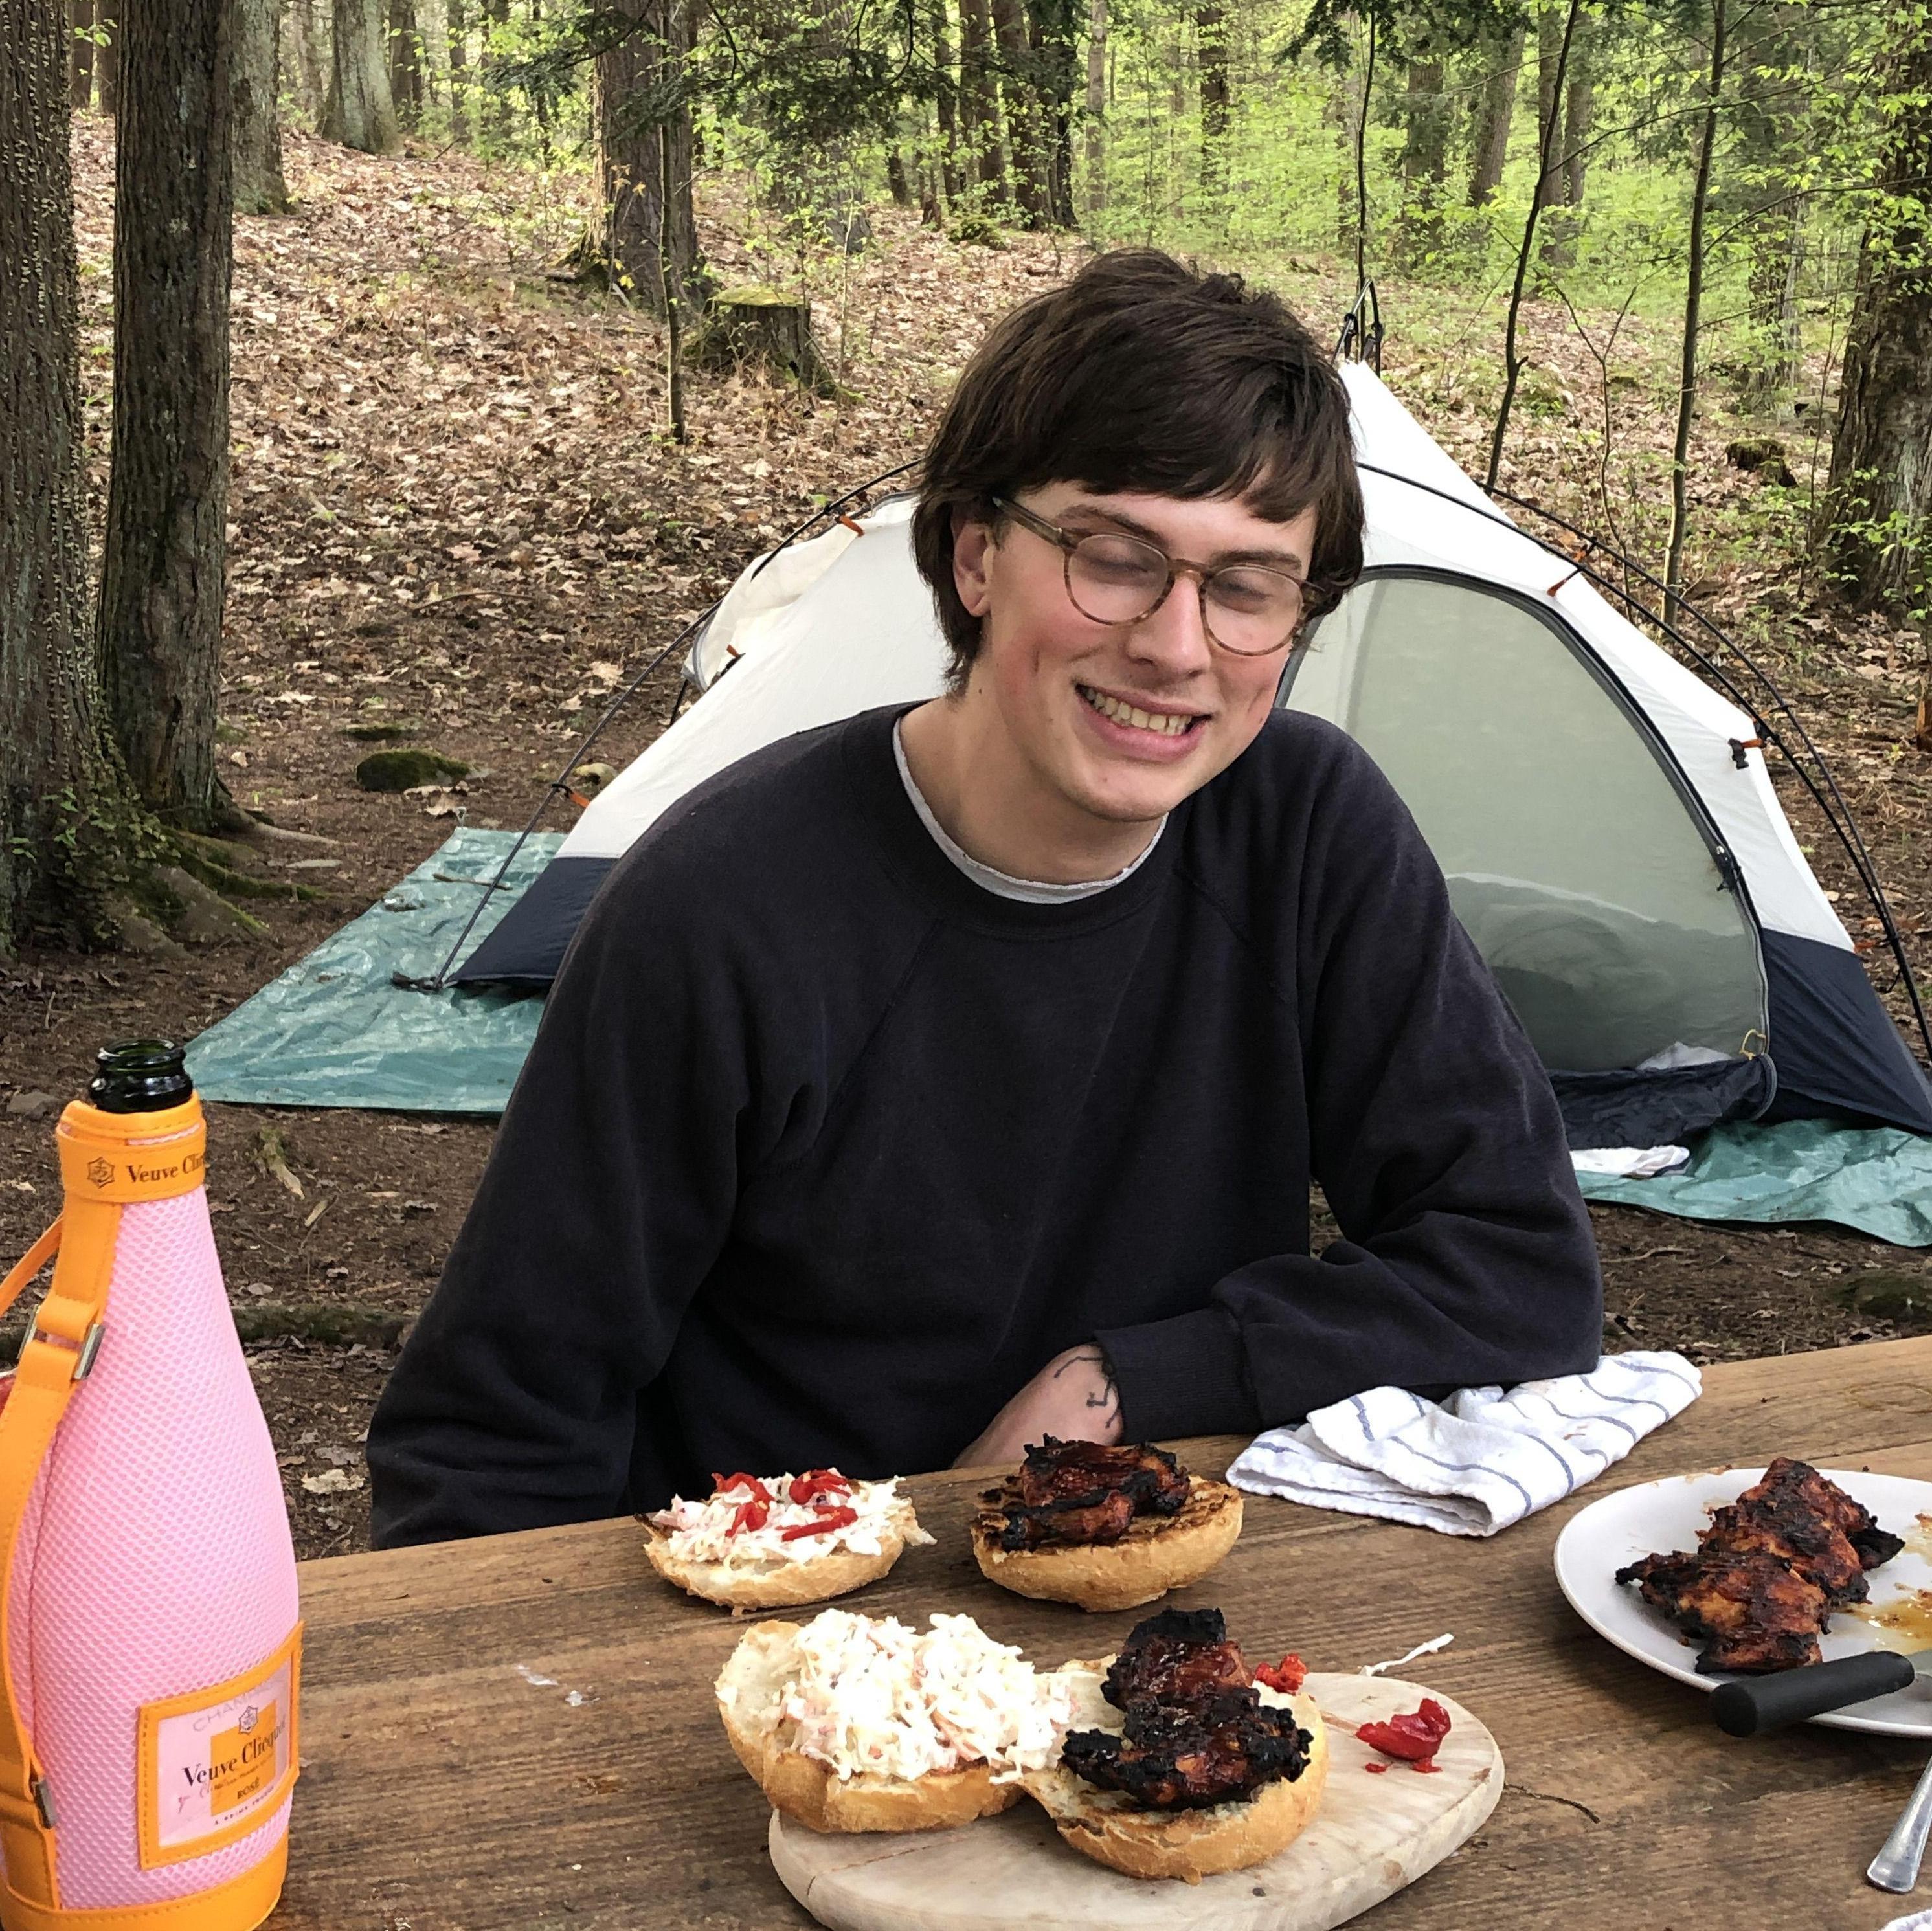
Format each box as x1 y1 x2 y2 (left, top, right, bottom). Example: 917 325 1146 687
455 362 1932 1149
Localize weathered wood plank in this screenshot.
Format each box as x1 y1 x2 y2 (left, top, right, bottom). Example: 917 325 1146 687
277 1339 1932 1930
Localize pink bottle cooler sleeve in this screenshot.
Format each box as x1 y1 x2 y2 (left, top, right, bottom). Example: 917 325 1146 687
0 1092 300 1931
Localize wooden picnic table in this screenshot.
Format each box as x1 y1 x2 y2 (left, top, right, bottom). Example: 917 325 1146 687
277 1335 1932 1931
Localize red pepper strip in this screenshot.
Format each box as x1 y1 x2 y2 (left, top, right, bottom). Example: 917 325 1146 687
780 1505 859 1541
712 1472 774 1502
789 1470 855 1505
1255 1655 1307 1695
728 1499 770 1535
1355 1699 1452 1763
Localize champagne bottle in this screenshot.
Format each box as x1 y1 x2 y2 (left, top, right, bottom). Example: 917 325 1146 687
0 1041 301 1930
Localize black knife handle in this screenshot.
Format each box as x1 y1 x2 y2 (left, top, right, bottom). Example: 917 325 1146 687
1711 1651 1918 1736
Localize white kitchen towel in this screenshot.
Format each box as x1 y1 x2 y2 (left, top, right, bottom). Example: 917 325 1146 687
1226 1352 1702 1537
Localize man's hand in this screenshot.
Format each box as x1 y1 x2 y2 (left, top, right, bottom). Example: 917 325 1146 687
952 1345 1123 1469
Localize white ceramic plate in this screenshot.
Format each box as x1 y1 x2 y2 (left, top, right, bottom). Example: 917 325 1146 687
1553 1466 1932 1736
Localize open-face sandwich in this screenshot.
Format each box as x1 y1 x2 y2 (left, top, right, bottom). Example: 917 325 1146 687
971 1437 1244 1611
1020 1607 1328 1882
714 1607 1079 1832
646 1468 932 1610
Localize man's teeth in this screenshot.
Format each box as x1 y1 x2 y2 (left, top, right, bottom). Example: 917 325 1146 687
1079 686 1197 736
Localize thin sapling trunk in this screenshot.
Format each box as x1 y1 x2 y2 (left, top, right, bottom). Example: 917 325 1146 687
1665 0 1728 623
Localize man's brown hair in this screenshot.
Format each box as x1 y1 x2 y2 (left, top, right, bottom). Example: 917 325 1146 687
912 249 1365 687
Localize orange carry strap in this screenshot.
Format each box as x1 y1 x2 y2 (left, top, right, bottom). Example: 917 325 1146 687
0 1100 207 1921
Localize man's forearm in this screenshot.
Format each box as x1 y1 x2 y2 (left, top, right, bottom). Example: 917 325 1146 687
952 1343 1124 1467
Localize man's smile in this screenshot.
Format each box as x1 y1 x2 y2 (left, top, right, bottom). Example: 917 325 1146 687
1076 683 1208 741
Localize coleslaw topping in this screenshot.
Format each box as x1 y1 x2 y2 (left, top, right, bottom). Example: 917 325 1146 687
758 1609 1080 1783
647 1470 932 1568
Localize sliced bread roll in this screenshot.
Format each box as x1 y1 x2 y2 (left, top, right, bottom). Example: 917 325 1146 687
715 1614 1053 1834
646 1475 930 1611
971 1475 1244 1612
1020 1658 1329 1881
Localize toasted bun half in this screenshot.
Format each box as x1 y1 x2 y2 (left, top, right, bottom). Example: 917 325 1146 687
1020 1660 1328 1882
715 1620 1023 1834
971 1477 1243 1612
646 1491 923 1611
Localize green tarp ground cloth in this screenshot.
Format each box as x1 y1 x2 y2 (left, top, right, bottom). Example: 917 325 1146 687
185 829 560 1115
1573 1119 1932 1247
188 829 1932 1244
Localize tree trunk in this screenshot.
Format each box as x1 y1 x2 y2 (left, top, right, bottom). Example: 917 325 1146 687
480 0 508 143
991 0 1046 223
232 0 291 212
1083 0 1106 219
1663 0 1727 621
958 0 1007 203
1196 1 1228 204
1397 48 1447 262
1562 30 1593 208
1825 5 1932 612
445 0 467 143
886 147 913 206
286 0 327 125
1542 14 1593 269
1326 63 1358 252
1 0 149 949
658 119 686 441
95 0 234 829
322 0 399 151
1736 5 1807 410
1487 0 1580 489
1032 0 1077 227
1744 204 1804 410
1534 5 1564 214
388 0 421 128
591 0 704 319
1467 23 1522 206
69 0 95 109
95 0 118 114
929 0 961 203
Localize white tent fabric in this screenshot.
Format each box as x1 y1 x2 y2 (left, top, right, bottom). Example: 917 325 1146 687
458 363 1931 1135
560 497 941 862
554 365 1845 967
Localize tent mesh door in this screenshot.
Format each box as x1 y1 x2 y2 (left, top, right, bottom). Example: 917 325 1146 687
1281 572 1768 1073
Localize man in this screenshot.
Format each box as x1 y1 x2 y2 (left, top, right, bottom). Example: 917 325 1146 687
368 250 1601 1547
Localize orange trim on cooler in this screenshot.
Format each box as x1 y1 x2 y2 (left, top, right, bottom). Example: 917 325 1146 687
0 1835 287 1931
55 1101 207 1209
0 1185 124 1913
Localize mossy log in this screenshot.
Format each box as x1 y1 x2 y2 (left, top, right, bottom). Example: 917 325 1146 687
696 285 840 397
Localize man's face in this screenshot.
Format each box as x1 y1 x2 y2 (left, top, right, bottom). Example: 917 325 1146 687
950 482 1318 827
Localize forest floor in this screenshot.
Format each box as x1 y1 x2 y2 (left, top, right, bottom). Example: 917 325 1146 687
3 122 1931 1558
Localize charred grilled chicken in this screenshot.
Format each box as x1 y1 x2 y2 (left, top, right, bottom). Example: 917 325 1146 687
1062 1609 1314 1811
1616 1457 1904 1673
1101 1605 1255 1709
983 1438 1191 1552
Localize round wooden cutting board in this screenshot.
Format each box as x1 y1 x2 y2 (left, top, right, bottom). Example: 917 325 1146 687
767 1674 1500 1931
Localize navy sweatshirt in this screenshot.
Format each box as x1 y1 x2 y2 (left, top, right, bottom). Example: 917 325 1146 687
368 704 1602 1546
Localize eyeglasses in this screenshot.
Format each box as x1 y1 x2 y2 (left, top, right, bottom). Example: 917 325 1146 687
991 496 1312 657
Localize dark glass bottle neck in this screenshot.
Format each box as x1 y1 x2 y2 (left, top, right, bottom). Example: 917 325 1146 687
89 1040 194 1114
